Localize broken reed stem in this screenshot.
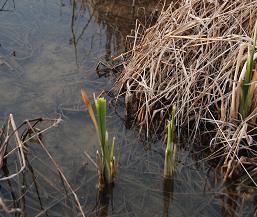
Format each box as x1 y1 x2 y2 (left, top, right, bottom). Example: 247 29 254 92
0 114 26 181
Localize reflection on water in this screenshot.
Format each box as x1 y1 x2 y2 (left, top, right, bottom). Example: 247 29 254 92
163 177 174 217
0 0 257 216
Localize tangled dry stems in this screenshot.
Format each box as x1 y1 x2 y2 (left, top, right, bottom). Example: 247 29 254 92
114 0 257 182
0 115 87 216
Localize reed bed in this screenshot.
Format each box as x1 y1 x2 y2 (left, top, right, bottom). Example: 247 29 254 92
114 0 257 182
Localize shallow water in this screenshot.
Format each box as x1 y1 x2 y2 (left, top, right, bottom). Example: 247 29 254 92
0 0 257 216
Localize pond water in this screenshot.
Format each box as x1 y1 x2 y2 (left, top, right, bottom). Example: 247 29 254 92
0 0 256 216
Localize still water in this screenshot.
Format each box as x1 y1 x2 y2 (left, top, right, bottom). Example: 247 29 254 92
0 0 256 216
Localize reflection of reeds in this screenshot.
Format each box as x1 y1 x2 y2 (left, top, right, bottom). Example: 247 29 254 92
84 0 169 60
162 177 174 217
0 0 15 11
95 183 113 217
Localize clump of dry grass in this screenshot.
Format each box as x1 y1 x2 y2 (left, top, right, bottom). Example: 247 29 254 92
113 0 257 182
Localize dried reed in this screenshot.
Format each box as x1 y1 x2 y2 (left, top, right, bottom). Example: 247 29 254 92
113 0 257 182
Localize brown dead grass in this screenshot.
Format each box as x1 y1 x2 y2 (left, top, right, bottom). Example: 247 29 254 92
113 0 257 182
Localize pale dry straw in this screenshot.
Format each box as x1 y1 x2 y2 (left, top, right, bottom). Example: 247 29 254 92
113 0 257 182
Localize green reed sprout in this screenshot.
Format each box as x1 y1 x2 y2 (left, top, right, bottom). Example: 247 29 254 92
81 90 115 185
164 105 176 177
239 21 257 119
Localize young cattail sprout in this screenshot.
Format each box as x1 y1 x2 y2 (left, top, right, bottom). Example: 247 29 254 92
239 21 257 119
164 105 176 177
81 90 116 185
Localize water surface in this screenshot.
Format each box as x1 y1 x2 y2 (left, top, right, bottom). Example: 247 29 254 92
0 0 256 216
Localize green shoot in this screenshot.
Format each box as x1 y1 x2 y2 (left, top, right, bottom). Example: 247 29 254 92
81 90 115 185
164 105 176 177
239 21 257 118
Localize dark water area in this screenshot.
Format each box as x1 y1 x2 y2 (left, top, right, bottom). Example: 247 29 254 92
0 0 257 216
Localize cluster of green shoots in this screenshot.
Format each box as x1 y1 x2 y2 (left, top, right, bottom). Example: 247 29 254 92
81 90 177 182
239 21 257 119
81 90 115 185
164 105 176 178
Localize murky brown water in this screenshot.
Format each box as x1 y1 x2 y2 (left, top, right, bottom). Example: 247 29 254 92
0 0 257 216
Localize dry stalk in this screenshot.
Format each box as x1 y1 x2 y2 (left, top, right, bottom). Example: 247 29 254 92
0 197 22 214
114 0 256 135
0 114 85 216
113 0 257 182
26 121 86 217
0 114 26 181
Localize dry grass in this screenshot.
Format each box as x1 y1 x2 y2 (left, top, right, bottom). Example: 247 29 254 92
113 0 257 182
